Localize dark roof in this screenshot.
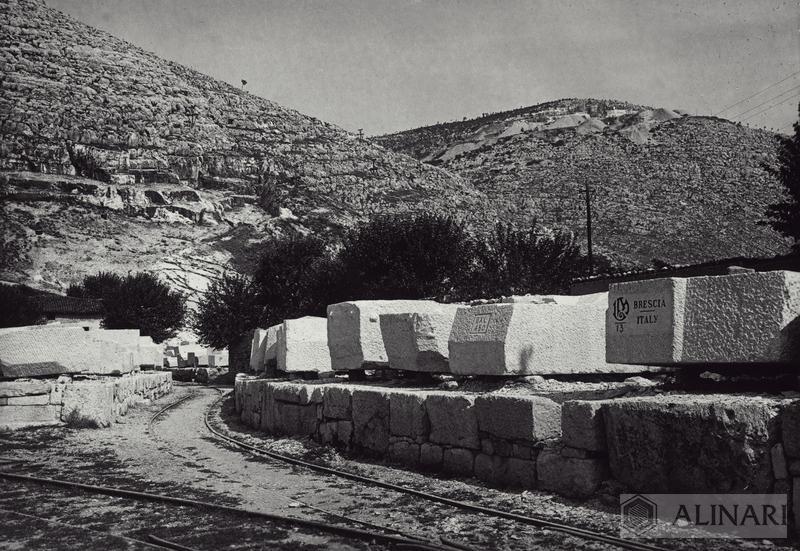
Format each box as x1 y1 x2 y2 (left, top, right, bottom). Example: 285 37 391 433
31 295 104 316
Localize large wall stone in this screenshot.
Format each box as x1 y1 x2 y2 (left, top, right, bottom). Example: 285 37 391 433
426 393 479 449
537 448 606 497
607 271 800 364
389 391 429 441
603 395 782 493
475 394 561 442
561 400 606 452
352 389 391 453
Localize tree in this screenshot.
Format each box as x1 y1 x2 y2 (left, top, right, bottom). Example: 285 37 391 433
193 272 262 350
67 271 122 299
766 104 800 248
253 234 332 326
0 284 42 327
334 213 475 301
101 273 186 343
472 221 583 297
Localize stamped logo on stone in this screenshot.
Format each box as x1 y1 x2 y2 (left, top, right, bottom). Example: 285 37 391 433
612 297 629 321
470 313 492 334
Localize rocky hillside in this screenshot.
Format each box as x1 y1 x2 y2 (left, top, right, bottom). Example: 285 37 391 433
0 0 486 299
377 99 792 267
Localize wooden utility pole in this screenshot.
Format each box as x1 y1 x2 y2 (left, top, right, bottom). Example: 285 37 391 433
584 182 594 275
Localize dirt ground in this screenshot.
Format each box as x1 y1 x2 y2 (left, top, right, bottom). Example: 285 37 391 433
0 384 796 551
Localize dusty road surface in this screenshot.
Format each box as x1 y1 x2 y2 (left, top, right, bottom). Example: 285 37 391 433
0 384 795 551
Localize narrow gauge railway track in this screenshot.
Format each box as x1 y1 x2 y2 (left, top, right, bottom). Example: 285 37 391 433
1 389 465 551
146 389 470 550
0 467 460 551
0 506 197 551
204 389 671 551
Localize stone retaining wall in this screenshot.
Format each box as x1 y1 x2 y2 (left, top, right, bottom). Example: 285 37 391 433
235 379 800 530
0 371 173 431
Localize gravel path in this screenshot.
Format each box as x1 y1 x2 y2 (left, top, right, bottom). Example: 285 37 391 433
0 384 795 551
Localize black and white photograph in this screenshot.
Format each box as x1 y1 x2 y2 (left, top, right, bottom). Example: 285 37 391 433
1 0 800 549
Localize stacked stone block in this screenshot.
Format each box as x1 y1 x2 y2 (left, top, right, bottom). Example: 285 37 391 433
448 295 654 375
277 317 331 374
0 371 172 431
607 270 800 364
235 380 565 490
379 303 461 373
327 300 439 371
250 325 281 373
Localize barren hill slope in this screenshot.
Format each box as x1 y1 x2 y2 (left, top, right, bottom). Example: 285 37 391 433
377 98 792 267
0 0 486 298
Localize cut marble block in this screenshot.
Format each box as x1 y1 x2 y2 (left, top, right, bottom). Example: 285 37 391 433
0 327 136 377
89 329 140 368
250 328 268 371
137 336 163 367
327 300 439 371
606 270 800 364
449 294 650 375
251 325 281 372
277 316 331 373
380 303 461 372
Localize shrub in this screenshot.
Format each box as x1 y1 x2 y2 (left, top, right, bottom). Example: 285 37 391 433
334 213 475 301
472 221 583 297
101 273 186 343
0 284 43 327
253 234 332 326
193 272 262 350
67 271 122 299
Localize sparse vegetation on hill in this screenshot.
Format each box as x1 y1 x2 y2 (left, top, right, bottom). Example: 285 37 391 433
766 104 800 249
377 99 791 266
0 0 487 296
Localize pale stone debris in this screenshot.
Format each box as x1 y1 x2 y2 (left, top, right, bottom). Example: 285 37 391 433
277 316 331 373
327 299 440 371
606 270 800 364
448 293 650 375
379 303 461 372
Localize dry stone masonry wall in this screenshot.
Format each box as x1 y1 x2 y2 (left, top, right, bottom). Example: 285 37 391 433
234 379 800 524
0 371 172 431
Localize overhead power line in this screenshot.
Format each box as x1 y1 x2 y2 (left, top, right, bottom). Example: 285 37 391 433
728 84 800 120
741 93 800 123
714 69 800 116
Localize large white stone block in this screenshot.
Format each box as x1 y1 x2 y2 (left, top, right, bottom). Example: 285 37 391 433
277 316 331 373
379 303 461 372
250 328 268 371
327 300 439 371
0 327 135 377
90 329 141 367
449 294 649 375
137 336 163 367
250 325 281 372
606 271 800 364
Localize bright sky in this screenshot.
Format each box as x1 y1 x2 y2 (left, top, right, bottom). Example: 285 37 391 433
48 0 800 135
